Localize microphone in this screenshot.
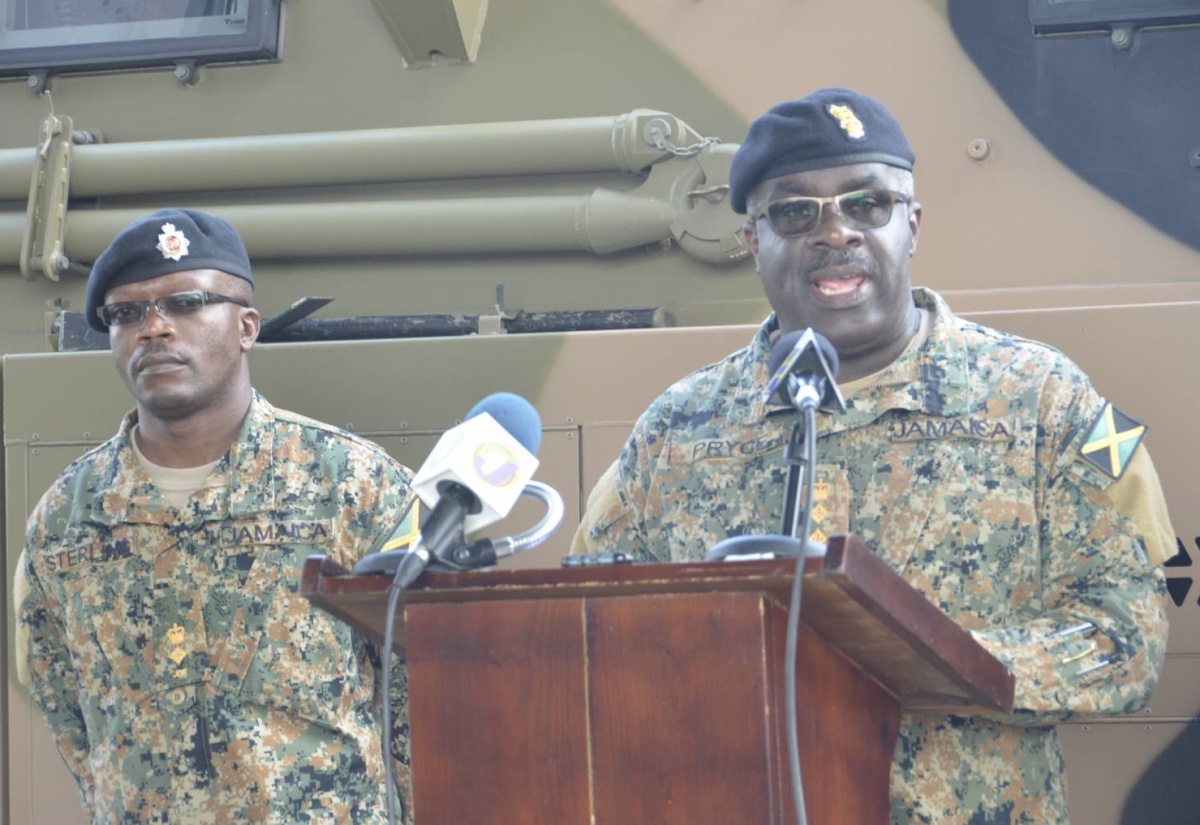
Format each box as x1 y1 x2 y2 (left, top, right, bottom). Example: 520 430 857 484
763 328 845 413
352 392 542 580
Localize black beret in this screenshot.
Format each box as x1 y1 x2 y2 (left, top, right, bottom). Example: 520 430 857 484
729 88 915 214
86 208 253 332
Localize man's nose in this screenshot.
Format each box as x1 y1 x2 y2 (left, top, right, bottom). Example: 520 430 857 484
807 203 863 248
138 302 177 337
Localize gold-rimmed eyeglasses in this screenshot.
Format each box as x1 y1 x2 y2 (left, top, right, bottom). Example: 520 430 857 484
753 189 912 238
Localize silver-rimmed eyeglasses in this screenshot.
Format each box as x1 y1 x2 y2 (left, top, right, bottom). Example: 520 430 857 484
97 291 249 328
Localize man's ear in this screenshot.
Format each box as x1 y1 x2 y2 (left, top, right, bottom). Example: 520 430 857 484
907 201 922 257
239 307 261 351
742 219 760 256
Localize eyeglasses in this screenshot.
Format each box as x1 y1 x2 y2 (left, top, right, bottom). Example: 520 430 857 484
753 189 911 238
97 291 249 328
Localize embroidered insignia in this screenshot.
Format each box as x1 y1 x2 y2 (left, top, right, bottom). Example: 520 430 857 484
827 104 866 140
1080 402 1146 479
380 500 422 553
166 622 188 675
156 223 190 261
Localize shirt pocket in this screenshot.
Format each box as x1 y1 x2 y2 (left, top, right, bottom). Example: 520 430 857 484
222 517 368 725
49 527 151 697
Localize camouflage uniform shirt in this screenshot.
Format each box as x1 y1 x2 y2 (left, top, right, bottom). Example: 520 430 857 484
574 288 1170 824
19 393 415 824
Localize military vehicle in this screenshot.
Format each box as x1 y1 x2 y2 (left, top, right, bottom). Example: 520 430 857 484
1 1 1196 822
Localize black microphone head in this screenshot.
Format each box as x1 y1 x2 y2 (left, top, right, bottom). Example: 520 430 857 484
764 328 844 411
767 328 839 381
465 392 542 456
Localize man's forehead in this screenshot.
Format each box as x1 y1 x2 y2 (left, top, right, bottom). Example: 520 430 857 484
755 162 901 199
104 268 223 301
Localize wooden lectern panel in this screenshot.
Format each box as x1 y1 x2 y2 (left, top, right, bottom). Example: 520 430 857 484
402 588 898 824
405 598 591 823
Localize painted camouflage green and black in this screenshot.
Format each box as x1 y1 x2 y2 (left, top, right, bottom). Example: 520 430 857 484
574 288 1170 825
18 393 416 824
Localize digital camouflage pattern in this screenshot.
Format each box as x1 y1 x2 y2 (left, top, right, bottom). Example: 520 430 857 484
18 393 416 824
574 288 1171 825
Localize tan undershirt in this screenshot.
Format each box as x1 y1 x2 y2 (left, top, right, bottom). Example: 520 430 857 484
131 424 224 509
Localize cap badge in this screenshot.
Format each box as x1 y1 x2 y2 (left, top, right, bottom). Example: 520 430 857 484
827 104 866 140
156 223 190 262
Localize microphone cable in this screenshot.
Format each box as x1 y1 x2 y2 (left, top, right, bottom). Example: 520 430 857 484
783 406 818 825
380 543 429 825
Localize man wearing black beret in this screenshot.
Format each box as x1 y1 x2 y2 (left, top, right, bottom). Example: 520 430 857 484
574 89 1173 823
16 208 420 823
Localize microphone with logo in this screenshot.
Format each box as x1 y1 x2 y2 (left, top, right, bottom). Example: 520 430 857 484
353 392 561 586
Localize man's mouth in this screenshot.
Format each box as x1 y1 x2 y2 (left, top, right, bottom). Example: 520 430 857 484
135 353 185 375
814 275 866 297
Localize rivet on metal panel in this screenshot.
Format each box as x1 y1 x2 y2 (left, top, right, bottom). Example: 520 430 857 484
173 61 201 86
399 437 409 444
83 431 91 439
32 448 40 455
1190 148 1200 169
1110 26 1134 51
31 433 40 442
967 138 992 161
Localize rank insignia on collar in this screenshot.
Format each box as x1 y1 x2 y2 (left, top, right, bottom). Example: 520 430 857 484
1080 402 1146 480
157 223 190 261
827 104 866 140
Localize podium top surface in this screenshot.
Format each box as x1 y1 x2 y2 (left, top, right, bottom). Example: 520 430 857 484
301 534 1015 713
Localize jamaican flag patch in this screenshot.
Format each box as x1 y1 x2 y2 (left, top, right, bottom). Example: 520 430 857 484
1080 402 1146 480
379 499 422 552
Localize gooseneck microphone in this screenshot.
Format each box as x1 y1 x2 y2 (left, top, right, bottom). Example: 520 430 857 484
375 392 546 825
708 327 847 825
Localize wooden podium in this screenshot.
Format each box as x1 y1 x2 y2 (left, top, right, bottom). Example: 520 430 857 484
301 535 1013 824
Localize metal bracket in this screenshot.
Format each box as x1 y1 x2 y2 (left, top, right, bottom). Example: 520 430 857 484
20 113 85 282
477 283 517 335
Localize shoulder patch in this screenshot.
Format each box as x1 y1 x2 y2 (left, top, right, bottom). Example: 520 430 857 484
1079 402 1146 480
379 499 421 552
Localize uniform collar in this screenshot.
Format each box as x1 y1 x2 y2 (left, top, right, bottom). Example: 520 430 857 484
733 288 973 430
88 391 277 526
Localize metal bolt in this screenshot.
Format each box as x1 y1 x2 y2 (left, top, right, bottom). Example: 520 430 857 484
643 117 673 149
1110 26 1133 51
967 138 992 161
1190 147 1200 169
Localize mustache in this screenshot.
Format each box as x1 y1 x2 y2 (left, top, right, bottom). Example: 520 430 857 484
132 343 186 372
800 249 875 278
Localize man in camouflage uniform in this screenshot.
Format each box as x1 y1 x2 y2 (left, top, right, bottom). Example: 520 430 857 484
15 209 419 823
573 89 1173 824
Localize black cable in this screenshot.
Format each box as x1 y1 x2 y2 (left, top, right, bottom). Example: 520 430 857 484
381 548 429 825
783 404 817 825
